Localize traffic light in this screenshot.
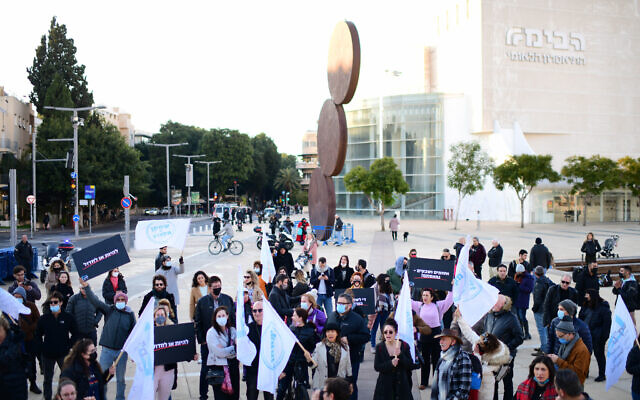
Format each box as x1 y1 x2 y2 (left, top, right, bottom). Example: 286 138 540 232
70 177 77 191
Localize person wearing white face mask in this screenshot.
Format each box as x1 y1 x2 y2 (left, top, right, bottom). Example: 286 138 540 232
157 254 185 316
102 267 128 305
79 277 136 400
206 306 239 399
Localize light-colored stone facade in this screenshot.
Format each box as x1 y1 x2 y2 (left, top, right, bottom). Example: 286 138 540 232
298 130 318 189
97 107 135 146
0 86 34 156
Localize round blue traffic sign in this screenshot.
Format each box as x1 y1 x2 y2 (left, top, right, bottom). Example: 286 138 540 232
121 197 131 209
72 214 80 222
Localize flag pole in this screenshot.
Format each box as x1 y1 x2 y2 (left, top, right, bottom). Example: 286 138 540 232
296 341 317 368
107 351 125 381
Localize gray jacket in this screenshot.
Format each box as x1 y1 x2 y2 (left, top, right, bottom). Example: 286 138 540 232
66 292 103 334
85 285 136 350
156 262 185 305
311 341 351 391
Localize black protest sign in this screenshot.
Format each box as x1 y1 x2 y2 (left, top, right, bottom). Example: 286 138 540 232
407 257 455 291
72 235 130 281
333 288 375 314
154 323 197 365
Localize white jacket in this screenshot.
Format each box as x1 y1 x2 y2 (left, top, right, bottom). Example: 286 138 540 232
311 341 352 391
206 327 237 366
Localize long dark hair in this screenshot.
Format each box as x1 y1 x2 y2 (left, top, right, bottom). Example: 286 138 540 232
62 339 100 374
336 255 349 268
527 355 556 383
477 332 501 355
212 306 232 334
376 274 392 294
192 271 209 288
584 288 603 309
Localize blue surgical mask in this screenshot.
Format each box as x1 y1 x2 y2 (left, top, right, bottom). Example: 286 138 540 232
336 304 347 314
557 310 565 319
216 317 228 326
558 337 569 344
50 305 60 313
155 316 166 325
15 297 24 304
115 302 126 310
300 302 310 310
533 377 549 385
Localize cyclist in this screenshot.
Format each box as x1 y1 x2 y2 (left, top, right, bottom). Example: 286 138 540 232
221 219 234 252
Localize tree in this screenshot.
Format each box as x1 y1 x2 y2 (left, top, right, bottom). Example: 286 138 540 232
274 168 301 196
280 154 297 170
618 156 640 223
27 17 93 114
493 154 560 228
247 133 281 203
344 157 409 231
446 142 493 230
561 155 619 226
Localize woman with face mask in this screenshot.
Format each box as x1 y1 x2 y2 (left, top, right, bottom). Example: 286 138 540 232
52 271 74 311
333 255 354 290
206 306 239 399
60 338 114 400
301 293 326 335
252 261 269 298
153 307 177 400
515 356 558 399
102 268 128 305
243 270 265 303
46 258 69 296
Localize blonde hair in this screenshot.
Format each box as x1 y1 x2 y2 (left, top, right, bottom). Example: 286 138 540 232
153 306 173 325
294 270 306 284
157 299 175 320
302 293 318 310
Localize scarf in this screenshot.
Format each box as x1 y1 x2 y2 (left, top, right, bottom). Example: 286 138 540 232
558 332 580 361
435 344 459 400
323 339 342 364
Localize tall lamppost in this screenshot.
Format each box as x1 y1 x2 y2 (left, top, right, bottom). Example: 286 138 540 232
173 154 204 214
195 160 221 216
44 105 106 238
148 142 188 217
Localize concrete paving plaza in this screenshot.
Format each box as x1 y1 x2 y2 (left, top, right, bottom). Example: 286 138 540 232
25 217 640 399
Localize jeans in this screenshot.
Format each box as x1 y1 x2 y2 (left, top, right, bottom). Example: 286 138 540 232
493 357 514 400
370 310 389 347
515 307 529 337
317 293 333 314
43 355 65 400
74 329 98 345
200 344 210 399
334 230 343 245
533 312 547 350
25 339 38 384
100 346 128 400
222 234 231 249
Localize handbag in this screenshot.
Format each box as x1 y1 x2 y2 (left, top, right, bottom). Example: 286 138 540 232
206 367 225 386
221 366 234 394
493 356 513 382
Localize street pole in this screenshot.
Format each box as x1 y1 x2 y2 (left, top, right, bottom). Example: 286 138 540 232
124 176 130 251
173 154 204 215
31 125 36 235
148 143 188 218
195 160 221 216
89 200 92 234
9 169 17 247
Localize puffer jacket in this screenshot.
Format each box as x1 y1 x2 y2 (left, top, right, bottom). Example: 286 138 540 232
573 268 599 306
0 327 27 399
578 301 611 344
483 304 523 356
531 275 554 314
66 292 103 335
544 317 592 355
84 285 136 350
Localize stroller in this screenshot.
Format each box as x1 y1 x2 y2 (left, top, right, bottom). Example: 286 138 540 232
600 234 620 259
294 251 312 275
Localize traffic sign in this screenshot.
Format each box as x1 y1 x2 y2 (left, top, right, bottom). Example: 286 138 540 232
72 214 80 222
85 185 95 199
70 172 77 179
79 199 89 206
121 197 132 209
26 195 35 205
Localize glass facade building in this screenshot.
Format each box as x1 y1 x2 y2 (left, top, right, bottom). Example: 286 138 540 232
336 93 445 218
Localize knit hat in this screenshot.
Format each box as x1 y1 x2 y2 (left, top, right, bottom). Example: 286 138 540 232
114 291 128 303
556 317 575 334
324 322 341 334
559 299 577 317
515 264 525 273
304 289 318 302
12 286 27 300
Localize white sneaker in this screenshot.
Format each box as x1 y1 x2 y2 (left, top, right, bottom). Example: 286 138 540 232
198 358 202 364
370 347 376 354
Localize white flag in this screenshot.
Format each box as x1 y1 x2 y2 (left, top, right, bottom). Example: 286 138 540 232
236 267 257 366
260 229 276 283
0 287 31 320
123 300 155 400
452 236 499 326
257 299 297 394
395 270 415 360
605 296 638 391
134 218 191 250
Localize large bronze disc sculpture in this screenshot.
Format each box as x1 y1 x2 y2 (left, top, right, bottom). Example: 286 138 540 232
309 21 360 241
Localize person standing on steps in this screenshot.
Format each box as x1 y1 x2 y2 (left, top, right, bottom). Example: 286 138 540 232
580 233 601 267
530 238 551 271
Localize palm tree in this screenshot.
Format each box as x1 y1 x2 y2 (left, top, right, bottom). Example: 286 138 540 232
275 168 301 196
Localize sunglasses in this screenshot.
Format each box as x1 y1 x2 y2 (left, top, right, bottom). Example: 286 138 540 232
155 283 165 287
244 276 251 279
561 281 570 285
383 330 395 334
252 309 263 313
50 300 60 305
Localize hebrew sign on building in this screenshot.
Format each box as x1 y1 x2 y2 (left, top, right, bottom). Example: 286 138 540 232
505 27 586 65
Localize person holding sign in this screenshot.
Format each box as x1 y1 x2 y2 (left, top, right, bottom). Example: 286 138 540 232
412 288 454 390
154 307 178 400
206 306 239 399
157 255 185 318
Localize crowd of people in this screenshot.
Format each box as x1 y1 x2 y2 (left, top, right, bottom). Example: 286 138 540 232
1 228 639 400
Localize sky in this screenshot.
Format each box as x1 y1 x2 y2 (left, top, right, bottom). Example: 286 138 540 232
0 1 436 155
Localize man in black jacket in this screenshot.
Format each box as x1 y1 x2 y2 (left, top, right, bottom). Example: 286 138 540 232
531 266 554 355
245 301 274 400
530 237 551 270
310 257 335 314
488 239 503 278
268 274 295 320
37 292 78 400
274 245 295 277
508 250 531 278
194 275 234 400
355 259 376 288
139 275 177 319
66 285 103 344
613 265 639 324
14 234 35 276
574 262 600 307
8 265 41 302
155 245 167 271
488 264 519 304
483 295 523 400
327 293 370 400
543 273 578 327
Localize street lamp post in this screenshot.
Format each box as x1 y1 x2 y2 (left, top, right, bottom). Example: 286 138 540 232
195 160 221 216
173 154 204 215
148 143 188 217
44 105 106 239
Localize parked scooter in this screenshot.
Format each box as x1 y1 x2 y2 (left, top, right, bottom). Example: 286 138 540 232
254 226 294 250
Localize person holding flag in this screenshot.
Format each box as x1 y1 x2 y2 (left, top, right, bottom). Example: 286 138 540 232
122 298 155 400
246 301 273 400
606 296 638 392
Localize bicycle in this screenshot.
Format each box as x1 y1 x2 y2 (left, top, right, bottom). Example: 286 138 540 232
208 234 244 255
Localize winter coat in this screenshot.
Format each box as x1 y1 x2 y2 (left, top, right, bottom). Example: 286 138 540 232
544 317 592 354
454 242 465 260
613 278 640 311
555 337 590 384
292 282 311 298
573 268 599 306
274 251 295 277
36 311 77 358
333 266 355 290
18 301 40 342
268 285 294 320
139 289 177 319
389 217 399 231
483 308 523 356
488 277 519 304
373 339 414 400
45 266 67 295
386 265 404 294
66 292 103 335
84 285 136 350
194 293 235 344
101 274 127 305
514 272 535 309
8 280 41 303
156 262 185 305
247 322 263 373
154 251 164 271
52 283 74 310
430 344 472 400
206 327 236 366
311 341 351 391
515 378 558 400
326 310 370 352
0 328 27 399
487 245 503 268
626 342 640 394
303 235 318 265
310 266 335 297
543 285 578 327
531 275 554 314
581 240 601 263
578 301 611 344
308 307 327 335
288 324 319 367
334 217 344 231
469 244 487 269
508 260 531 278
529 244 551 269
60 358 109 400
14 240 34 268
189 286 208 321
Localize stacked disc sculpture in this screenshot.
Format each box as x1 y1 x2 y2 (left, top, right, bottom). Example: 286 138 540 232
309 21 360 241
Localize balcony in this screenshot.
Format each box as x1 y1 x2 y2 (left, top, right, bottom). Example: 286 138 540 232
301 178 310 186
296 161 318 170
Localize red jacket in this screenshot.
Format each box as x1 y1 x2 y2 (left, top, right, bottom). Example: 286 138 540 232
515 378 557 400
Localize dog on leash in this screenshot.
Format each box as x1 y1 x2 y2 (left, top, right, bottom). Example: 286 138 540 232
403 232 409 242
